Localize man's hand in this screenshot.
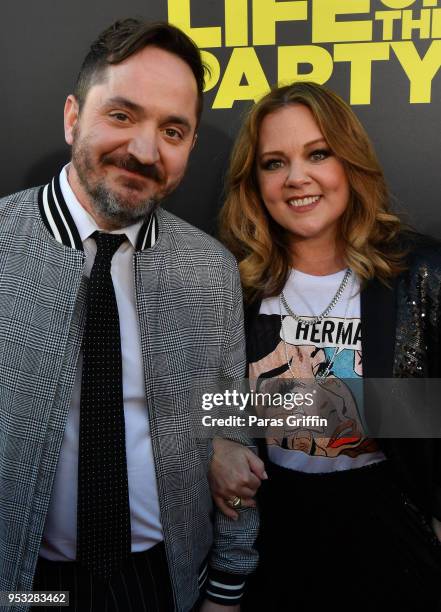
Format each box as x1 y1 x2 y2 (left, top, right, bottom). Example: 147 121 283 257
210 438 267 519
432 516 441 541
199 600 240 612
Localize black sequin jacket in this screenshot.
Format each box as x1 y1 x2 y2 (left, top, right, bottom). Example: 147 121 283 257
245 232 441 520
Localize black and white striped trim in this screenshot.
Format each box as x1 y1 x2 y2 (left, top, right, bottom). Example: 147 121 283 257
38 173 157 251
38 175 83 250
204 569 246 606
198 562 208 590
135 213 157 251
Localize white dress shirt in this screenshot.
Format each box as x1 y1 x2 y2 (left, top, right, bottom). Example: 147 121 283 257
40 165 163 560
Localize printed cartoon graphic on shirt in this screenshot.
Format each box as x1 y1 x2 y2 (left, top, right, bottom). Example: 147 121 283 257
249 313 378 460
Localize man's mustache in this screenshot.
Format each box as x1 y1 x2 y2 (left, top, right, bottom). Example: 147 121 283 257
102 154 164 183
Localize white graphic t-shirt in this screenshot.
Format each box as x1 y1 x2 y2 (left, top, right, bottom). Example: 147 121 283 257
248 269 385 473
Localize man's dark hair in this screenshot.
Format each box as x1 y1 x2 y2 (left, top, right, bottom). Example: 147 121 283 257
74 18 206 122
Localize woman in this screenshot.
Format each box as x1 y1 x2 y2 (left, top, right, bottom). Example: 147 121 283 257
212 82 441 610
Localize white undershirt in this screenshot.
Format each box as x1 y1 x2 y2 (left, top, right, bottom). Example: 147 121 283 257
258 269 385 473
40 165 163 560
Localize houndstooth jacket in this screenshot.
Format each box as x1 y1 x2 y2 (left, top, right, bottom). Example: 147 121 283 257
0 175 258 612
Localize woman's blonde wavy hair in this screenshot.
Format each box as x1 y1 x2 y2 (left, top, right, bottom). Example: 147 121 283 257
219 81 407 304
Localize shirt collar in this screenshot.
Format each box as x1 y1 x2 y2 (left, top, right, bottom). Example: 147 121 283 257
59 165 143 249
38 166 157 252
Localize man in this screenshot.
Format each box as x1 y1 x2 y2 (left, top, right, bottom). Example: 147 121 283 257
0 19 259 612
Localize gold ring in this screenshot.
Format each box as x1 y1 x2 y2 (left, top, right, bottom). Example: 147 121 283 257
226 496 242 509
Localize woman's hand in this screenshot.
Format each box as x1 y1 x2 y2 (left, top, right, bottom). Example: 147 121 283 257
210 438 267 519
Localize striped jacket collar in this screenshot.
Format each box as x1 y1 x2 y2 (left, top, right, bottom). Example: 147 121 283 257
38 172 157 252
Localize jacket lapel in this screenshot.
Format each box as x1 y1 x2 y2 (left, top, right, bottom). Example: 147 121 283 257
360 276 397 378
361 275 398 444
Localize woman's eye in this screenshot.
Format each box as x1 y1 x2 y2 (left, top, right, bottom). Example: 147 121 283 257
262 159 283 170
310 149 330 162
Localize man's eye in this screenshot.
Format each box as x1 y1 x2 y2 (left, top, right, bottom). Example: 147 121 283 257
164 128 182 139
310 149 330 162
262 159 283 170
110 112 129 122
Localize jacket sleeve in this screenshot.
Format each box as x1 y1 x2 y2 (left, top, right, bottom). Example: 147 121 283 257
206 260 259 605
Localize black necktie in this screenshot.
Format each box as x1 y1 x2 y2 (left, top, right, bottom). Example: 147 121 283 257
77 231 131 580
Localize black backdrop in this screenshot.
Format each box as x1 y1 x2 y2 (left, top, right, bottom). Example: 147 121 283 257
1 0 440 237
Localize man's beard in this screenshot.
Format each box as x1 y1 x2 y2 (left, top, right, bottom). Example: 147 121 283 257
71 133 164 228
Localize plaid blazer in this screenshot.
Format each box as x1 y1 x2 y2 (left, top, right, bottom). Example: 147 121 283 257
0 179 258 611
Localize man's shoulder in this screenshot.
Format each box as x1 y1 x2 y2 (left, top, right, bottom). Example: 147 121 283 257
156 208 237 269
0 185 41 217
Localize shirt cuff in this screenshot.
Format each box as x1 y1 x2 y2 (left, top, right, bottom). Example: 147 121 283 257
204 569 246 606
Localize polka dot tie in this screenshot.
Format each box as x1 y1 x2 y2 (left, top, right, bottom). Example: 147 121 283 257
77 231 131 581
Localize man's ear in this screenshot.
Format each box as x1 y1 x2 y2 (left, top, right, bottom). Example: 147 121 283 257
191 132 198 151
64 95 80 145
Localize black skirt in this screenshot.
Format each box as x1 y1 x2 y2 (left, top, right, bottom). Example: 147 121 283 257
243 460 441 612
